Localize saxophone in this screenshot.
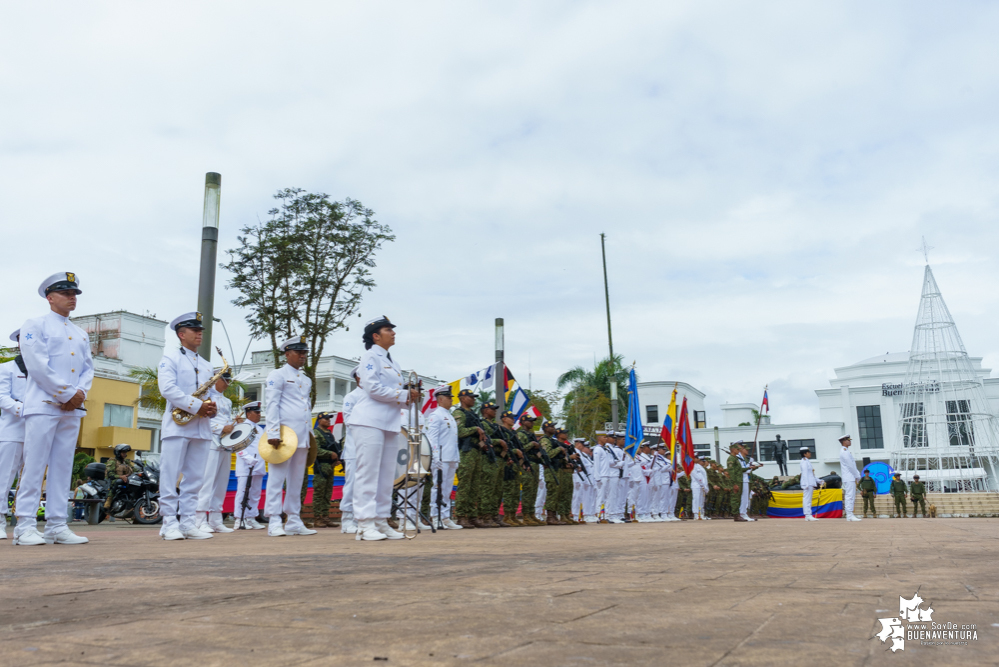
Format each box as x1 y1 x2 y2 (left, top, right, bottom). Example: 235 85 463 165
171 346 230 426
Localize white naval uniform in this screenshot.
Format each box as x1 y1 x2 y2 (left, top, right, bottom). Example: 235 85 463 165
264 363 312 525
649 453 667 517
607 445 625 519
622 448 640 518
345 345 408 522
800 457 818 518
839 446 861 519
197 388 234 523
157 346 213 531
737 453 752 517
591 444 611 519
234 422 265 521
574 451 596 520
15 311 93 537
635 453 652 519
426 405 458 521
0 359 28 515
339 386 364 516
691 464 709 519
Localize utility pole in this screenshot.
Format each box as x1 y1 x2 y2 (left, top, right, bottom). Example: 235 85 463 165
197 172 221 361
600 233 618 429
495 318 505 413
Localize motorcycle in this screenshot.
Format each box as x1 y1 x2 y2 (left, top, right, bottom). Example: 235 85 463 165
107 459 161 524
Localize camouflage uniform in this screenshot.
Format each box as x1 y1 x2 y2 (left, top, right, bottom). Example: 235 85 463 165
479 418 508 525
678 474 692 518
104 456 136 510
859 475 877 517
498 423 526 524
726 454 744 516
541 434 565 514
517 428 542 520
453 407 484 523
909 480 927 517
889 478 908 517
780 474 801 490
311 424 340 524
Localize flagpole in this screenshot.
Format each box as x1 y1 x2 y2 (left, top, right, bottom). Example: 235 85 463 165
751 384 768 456
600 233 618 429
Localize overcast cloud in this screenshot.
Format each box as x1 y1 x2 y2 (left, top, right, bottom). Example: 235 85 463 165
3 2 999 426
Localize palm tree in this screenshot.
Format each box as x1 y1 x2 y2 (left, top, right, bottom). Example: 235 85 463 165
128 366 249 413
556 354 632 436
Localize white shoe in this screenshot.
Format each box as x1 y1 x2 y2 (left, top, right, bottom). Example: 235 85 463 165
247 518 265 530
183 527 214 539
199 520 215 533
703 516 712 520
44 528 89 545
442 518 463 530
161 524 185 540
847 515 862 522
608 518 624 524
285 524 317 536
13 528 47 546
418 520 431 531
341 521 358 534
355 520 387 541
374 519 405 540
805 516 819 522
209 522 233 533
267 521 287 537
0 524 6 539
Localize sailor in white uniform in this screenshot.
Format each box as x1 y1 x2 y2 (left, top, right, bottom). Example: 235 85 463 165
157 312 217 540
0 329 28 539
606 432 626 523
691 457 710 520
576 440 598 523
233 401 266 529
263 335 317 537
14 273 93 546
591 431 611 522
196 368 239 533
339 366 363 534
426 386 461 529
838 435 863 521
799 447 819 521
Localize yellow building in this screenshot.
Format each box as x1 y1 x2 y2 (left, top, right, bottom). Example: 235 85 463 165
77 376 151 463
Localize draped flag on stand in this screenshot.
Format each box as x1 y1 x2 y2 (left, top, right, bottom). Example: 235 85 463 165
677 397 696 475
421 362 537 422
661 386 678 479
624 367 643 458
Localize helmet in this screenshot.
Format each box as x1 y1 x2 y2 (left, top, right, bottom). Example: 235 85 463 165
113 443 132 458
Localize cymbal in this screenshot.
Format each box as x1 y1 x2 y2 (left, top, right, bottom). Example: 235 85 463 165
306 431 318 468
259 425 298 464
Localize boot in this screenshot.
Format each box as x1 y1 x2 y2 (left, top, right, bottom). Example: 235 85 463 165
456 515 476 529
302 518 315 529
471 516 491 528
501 514 519 527
491 515 507 528
546 510 560 526
560 515 577 525
510 514 526 526
313 517 328 528
733 515 749 522
327 518 341 528
522 514 540 526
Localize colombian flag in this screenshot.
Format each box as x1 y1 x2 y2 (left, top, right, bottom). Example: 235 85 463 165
767 489 844 518
662 387 678 476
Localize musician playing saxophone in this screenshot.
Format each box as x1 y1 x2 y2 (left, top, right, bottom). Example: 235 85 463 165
157 312 218 541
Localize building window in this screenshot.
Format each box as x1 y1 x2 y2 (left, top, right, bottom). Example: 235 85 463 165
693 443 712 460
758 440 777 461
856 406 884 449
946 400 974 447
694 411 706 429
103 403 134 428
244 389 258 403
334 379 348 398
901 402 926 448
646 405 659 423
787 439 817 461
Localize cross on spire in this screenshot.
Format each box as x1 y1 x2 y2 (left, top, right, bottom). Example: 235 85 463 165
919 236 934 264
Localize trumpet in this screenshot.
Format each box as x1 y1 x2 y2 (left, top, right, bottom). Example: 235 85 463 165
171 346 230 426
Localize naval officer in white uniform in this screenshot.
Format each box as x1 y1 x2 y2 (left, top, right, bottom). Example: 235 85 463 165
0 329 28 539
196 368 239 533
263 335 317 537
157 312 218 540
799 447 819 521
338 366 363 534
426 385 461 530
838 435 863 521
348 316 419 542
14 273 93 546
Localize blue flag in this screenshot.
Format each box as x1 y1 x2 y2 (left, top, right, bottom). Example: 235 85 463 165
624 367 643 458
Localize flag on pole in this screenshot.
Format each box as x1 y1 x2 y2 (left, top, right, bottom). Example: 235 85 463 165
662 386 678 478
762 389 769 413
624 367 643 458
677 397 696 475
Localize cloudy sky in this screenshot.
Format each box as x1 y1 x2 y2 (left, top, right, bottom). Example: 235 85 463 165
3 2 999 426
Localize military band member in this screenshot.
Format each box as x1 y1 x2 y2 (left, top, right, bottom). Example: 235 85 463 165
453 389 487 528
799 447 819 521
859 468 877 518
312 411 341 528
234 401 266 529
515 414 543 525
0 329 27 539
349 317 417 542
426 386 461 529
339 365 363 534
909 474 927 517
156 312 217 541
196 368 238 533
838 435 862 521
264 335 317 537
14 273 94 546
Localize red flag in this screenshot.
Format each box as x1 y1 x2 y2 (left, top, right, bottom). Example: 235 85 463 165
677 397 696 475
762 389 769 413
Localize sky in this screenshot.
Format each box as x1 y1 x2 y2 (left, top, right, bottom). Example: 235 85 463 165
3 2 999 427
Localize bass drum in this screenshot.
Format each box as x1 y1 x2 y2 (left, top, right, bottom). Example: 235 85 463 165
395 428 432 488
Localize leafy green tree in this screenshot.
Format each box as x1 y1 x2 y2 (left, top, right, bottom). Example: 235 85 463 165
525 390 563 426
557 354 634 436
223 188 394 407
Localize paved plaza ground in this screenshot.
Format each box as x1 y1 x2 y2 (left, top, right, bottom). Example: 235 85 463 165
1 517 996 666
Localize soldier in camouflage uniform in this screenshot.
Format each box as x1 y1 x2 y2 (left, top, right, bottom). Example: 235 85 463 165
909 474 927 517
677 472 692 519
705 461 727 517
555 428 578 522
311 412 341 528
478 402 508 528
858 470 877 518
539 421 569 525
497 410 527 526
516 415 544 525
889 473 908 518
453 389 488 528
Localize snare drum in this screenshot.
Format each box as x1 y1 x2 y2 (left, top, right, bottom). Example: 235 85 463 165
219 423 257 453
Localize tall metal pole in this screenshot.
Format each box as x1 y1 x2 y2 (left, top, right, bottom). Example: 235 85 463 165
495 318 505 413
600 233 618 429
197 172 221 361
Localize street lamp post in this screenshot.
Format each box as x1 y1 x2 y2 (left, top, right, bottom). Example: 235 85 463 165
495 318 505 413
197 172 221 361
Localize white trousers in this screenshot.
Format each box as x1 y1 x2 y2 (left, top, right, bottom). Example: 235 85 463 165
651 481 666 514
739 479 751 515
596 477 614 517
624 480 638 516
0 440 25 514
159 436 210 530
637 478 652 514
605 477 622 518
571 478 582 516
843 481 857 518
339 458 355 514
234 474 263 520
582 482 596 517
666 483 678 517
15 415 80 535
197 447 231 514
430 460 457 520
265 448 308 521
535 471 547 511
399 479 422 521
692 485 706 519
352 426 401 522
802 486 815 517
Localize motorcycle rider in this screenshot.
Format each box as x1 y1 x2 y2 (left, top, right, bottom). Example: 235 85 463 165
104 444 136 511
